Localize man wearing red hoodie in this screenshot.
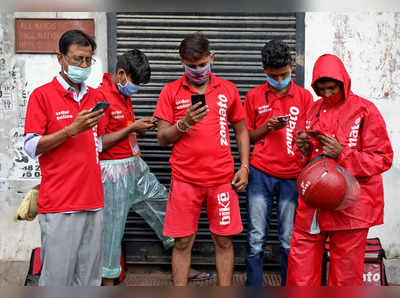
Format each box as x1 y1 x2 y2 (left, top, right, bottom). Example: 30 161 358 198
244 40 313 286
287 54 393 286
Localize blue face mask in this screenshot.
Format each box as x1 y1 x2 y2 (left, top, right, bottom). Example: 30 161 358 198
64 65 91 84
117 75 140 97
265 74 291 90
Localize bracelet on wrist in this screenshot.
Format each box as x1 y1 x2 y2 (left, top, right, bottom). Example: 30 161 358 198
240 164 250 174
176 119 188 133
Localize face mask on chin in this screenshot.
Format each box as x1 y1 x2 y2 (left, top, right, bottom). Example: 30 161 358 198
322 89 344 105
184 63 211 85
265 74 291 90
63 65 91 84
117 74 140 97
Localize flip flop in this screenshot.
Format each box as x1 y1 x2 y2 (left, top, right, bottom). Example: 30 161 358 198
188 271 214 281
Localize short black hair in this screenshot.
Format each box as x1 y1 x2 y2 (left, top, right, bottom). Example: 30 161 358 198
58 29 96 55
116 49 151 85
261 40 292 68
179 32 210 61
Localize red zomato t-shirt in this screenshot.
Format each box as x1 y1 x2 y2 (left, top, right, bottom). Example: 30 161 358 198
24 77 105 213
97 73 140 160
244 81 313 179
154 73 245 186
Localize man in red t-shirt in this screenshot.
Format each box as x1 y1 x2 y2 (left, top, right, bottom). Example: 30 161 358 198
98 49 213 285
154 32 250 286
243 40 313 286
24 30 105 286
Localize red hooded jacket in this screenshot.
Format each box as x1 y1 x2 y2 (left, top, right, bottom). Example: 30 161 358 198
294 54 393 232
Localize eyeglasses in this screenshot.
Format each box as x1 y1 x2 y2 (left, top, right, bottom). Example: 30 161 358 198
63 55 96 66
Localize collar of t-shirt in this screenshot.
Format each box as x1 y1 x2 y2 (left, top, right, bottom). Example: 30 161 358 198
56 73 89 103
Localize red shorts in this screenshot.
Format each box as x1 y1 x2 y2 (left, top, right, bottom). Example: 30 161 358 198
163 179 243 237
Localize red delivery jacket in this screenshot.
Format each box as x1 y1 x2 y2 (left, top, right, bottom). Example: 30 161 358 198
294 54 393 232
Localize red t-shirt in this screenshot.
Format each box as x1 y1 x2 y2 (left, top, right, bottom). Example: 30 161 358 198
24 77 105 213
244 81 313 179
154 73 245 186
97 73 140 160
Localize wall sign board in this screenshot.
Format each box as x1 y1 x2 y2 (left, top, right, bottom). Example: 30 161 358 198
15 19 95 53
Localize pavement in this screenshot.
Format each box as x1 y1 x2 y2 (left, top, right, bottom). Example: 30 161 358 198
0 261 281 286
4 260 399 286
0 261 29 287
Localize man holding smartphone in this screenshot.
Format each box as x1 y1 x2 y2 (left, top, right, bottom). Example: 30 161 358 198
24 30 105 286
154 32 250 286
97 49 208 285
287 54 393 286
243 40 313 286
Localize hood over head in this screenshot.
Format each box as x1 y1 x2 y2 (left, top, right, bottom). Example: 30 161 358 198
311 54 351 99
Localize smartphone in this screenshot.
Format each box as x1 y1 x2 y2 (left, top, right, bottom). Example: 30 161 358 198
277 115 290 122
91 101 110 113
191 94 206 109
305 130 323 138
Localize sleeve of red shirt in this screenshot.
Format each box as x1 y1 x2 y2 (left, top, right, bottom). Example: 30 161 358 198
24 89 48 135
153 85 175 123
336 103 393 177
244 91 256 130
228 86 245 123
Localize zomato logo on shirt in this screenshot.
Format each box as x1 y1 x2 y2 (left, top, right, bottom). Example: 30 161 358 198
111 110 125 120
176 99 191 110
348 117 361 148
55 110 72 120
217 94 229 146
286 106 300 156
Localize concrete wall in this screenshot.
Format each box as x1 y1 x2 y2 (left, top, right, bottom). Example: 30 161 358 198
0 12 107 260
305 12 400 258
1 11 400 264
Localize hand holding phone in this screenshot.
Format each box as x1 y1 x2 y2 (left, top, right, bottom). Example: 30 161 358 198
91 101 110 113
191 94 206 109
277 115 290 122
305 130 324 138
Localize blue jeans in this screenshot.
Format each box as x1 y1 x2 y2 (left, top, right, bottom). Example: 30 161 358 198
245 166 298 286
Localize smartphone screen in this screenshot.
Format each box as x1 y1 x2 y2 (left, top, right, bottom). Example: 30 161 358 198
191 94 206 109
305 130 323 138
91 101 110 113
277 115 290 122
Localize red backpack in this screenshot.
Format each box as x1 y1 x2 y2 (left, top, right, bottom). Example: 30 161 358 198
322 237 388 286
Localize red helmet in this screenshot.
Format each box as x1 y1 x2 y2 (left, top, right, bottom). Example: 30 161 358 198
297 156 360 210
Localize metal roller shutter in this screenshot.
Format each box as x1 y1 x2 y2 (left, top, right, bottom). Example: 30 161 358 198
109 12 304 268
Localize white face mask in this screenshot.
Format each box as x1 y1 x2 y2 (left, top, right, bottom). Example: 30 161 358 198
64 64 91 84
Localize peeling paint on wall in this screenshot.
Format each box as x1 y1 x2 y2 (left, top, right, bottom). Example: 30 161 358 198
0 13 40 181
0 12 43 260
330 12 400 101
305 12 400 258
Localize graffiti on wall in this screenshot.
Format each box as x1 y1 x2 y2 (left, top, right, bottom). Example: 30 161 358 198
0 13 41 181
